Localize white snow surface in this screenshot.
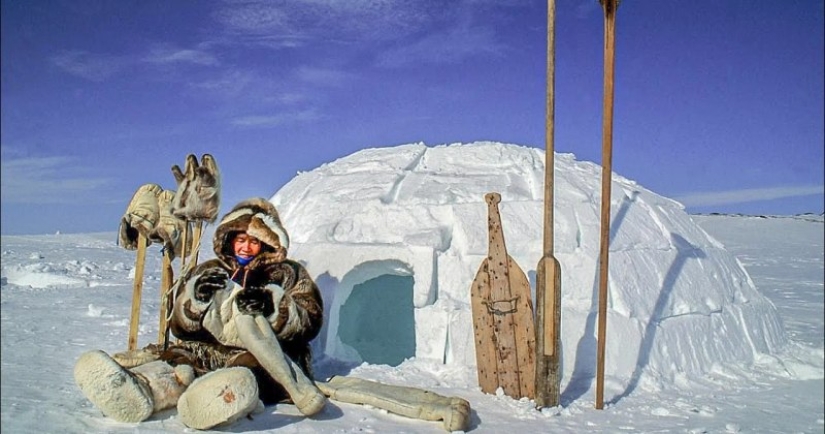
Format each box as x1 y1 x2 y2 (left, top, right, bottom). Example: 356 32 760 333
1 141 822 433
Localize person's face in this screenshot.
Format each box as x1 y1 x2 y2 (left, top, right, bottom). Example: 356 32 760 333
233 233 262 258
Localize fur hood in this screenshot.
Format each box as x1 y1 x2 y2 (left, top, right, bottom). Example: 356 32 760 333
213 198 290 266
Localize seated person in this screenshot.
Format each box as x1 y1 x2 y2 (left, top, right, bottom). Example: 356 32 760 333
74 198 325 429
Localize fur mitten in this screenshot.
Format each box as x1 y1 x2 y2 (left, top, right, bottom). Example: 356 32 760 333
170 154 221 223
118 183 163 250
148 189 191 259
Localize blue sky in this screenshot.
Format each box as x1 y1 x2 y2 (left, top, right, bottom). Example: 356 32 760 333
2 0 823 235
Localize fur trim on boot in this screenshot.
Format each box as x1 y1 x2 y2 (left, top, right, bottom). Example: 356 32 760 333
74 350 155 423
118 183 163 250
177 367 262 430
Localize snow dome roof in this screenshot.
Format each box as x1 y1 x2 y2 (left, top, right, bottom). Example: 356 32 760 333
271 141 787 390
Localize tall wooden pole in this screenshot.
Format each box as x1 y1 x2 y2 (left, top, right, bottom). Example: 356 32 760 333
127 234 148 350
535 0 563 409
595 0 618 410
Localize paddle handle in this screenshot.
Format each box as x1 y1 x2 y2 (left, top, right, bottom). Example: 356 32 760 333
543 0 557 257
484 193 510 280
596 0 618 411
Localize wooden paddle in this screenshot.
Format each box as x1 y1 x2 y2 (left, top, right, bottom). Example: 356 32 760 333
596 0 619 410
535 0 562 409
471 192 536 399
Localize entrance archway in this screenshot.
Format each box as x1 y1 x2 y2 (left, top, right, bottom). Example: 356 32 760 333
337 274 416 366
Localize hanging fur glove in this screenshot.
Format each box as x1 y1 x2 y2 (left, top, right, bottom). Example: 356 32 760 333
170 154 221 223
118 183 163 250
148 189 191 259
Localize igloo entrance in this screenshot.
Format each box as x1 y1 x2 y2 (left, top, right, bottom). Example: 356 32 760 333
338 274 415 366
326 260 418 366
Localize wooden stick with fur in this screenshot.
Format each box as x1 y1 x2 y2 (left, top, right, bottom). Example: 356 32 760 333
119 183 164 350
147 188 190 349
161 154 221 347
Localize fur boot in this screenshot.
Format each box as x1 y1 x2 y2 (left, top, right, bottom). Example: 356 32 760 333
235 314 326 416
317 376 471 432
176 367 262 430
74 350 195 423
118 183 163 250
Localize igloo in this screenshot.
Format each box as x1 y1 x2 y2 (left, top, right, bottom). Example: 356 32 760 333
271 141 787 390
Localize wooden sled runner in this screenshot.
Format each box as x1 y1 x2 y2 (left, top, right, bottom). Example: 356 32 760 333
471 192 537 399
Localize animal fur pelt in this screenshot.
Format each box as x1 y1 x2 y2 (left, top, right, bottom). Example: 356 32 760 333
317 376 471 432
170 154 221 223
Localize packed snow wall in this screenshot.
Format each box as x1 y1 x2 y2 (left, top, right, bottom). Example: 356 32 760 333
271 141 787 389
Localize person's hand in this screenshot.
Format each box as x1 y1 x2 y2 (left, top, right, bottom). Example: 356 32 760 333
236 287 275 317
194 268 230 302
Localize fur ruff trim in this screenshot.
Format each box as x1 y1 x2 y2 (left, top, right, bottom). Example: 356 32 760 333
213 198 290 263
177 367 262 430
74 350 154 423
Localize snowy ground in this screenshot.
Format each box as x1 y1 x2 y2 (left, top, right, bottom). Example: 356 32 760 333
1 214 822 433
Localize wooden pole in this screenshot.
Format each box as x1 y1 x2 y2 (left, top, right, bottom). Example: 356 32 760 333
190 221 203 266
128 234 148 351
595 0 618 410
157 250 173 347
535 0 563 409
179 221 189 275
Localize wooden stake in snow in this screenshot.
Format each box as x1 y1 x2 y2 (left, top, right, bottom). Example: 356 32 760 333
128 234 148 351
596 0 619 410
156 249 174 346
535 0 563 409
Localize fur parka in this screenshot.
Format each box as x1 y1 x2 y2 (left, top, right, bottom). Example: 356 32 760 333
165 198 323 404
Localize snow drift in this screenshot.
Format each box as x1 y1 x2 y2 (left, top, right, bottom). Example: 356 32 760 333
271 141 788 391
